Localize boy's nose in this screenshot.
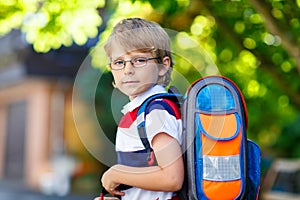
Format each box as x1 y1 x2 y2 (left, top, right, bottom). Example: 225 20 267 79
123 61 135 75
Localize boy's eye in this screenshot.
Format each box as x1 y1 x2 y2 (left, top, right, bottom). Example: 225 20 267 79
133 57 147 65
114 60 124 65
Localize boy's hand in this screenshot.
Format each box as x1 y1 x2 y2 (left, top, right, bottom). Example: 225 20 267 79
101 167 125 197
106 186 125 197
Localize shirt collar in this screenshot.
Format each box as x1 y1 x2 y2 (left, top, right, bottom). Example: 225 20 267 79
121 85 167 114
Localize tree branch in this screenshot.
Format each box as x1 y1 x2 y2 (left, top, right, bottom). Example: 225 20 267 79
202 0 300 110
248 0 300 75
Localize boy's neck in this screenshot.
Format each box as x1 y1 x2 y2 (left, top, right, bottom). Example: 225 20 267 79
129 95 137 101
128 84 160 101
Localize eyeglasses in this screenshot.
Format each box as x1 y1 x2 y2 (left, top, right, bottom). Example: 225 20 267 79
110 57 160 70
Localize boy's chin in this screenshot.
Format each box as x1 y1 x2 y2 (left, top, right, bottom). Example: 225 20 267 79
122 84 154 98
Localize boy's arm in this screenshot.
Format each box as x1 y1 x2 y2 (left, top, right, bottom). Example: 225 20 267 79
101 132 184 195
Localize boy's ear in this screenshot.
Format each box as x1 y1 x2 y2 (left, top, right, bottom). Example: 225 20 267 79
158 56 171 76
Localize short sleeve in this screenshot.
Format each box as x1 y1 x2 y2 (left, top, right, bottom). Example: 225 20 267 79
144 99 182 146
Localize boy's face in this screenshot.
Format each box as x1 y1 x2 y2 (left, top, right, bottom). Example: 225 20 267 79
110 47 169 100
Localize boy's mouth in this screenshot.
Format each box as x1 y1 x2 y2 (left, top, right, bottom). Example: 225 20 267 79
122 80 139 84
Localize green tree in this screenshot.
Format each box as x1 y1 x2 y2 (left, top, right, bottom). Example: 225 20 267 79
2 0 300 157
0 0 104 51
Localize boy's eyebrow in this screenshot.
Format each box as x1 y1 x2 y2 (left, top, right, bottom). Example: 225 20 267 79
112 52 152 60
112 56 124 61
111 54 128 61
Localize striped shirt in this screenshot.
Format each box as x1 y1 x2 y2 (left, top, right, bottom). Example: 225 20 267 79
115 85 182 200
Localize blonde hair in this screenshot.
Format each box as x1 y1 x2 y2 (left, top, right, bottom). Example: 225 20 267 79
104 18 173 86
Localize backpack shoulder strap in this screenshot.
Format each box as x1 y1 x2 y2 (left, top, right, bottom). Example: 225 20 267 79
136 92 182 163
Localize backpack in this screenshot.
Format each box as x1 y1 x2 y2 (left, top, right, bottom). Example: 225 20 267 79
99 75 261 200
179 76 261 200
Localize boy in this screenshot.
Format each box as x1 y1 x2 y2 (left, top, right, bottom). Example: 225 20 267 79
96 18 184 200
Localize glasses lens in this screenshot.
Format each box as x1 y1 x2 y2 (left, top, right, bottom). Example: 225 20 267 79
133 57 147 67
111 60 124 70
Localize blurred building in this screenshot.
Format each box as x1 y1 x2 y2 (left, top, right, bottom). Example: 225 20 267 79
0 31 101 195
262 159 300 200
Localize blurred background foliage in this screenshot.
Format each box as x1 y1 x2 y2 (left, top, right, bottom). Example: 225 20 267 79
1 0 300 164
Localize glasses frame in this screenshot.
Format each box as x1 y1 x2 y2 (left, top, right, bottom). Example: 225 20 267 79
109 57 160 70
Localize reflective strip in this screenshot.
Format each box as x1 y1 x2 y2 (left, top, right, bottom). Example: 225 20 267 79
203 155 241 181
136 112 145 126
